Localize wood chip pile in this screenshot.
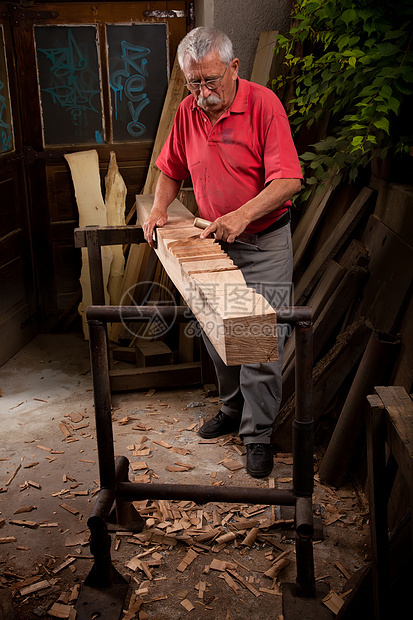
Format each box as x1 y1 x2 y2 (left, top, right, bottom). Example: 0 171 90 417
0 390 370 619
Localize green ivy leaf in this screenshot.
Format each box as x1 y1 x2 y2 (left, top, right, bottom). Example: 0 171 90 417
299 151 317 161
331 173 343 188
351 136 364 147
272 0 412 195
376 43 400 57
380 84 393 98
341 8 357 27
383 30 406 40
374 118 390 133
386 97 401 114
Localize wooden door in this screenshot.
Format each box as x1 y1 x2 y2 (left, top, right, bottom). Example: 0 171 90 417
0 9 37 365
11 1 189 329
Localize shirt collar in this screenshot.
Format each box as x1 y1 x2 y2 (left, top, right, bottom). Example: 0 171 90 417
190 78 250 114
230 78 249 113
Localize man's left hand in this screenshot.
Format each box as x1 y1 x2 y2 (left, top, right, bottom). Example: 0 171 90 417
199 211 249 243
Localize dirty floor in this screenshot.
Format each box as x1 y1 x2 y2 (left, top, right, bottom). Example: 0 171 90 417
0 334 371 619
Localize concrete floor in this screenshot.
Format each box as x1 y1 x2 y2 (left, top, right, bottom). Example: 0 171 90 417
0 333 372 619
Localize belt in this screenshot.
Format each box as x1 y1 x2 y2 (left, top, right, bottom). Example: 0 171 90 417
257 210 291 236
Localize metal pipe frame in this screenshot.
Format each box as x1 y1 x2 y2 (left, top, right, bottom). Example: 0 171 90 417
84 305 315 599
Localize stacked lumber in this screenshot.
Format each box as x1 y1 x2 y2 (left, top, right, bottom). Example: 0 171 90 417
272 177 413 490
269 25 413 486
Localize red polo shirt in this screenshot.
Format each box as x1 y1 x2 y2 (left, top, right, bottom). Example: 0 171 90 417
156 78 302 234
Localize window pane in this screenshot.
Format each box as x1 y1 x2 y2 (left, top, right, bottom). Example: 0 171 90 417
107 24 168 142
35 25 104 146
0 25 14 154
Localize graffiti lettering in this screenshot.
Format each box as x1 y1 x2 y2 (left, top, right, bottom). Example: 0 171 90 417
37 29 101 130
109 41 151 137
0 78 12 153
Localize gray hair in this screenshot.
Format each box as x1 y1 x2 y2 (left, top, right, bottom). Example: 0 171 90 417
177 27 234 70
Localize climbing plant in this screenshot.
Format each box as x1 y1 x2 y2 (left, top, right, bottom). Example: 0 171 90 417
273 0 413 200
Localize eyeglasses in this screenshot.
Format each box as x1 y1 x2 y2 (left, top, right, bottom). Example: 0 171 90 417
185 64 229 92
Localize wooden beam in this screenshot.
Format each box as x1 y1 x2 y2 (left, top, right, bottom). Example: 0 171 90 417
365 393 389 620
390 292 413 391
74 226 145 248
319 330 400 487
273 319 372 450
357 214 413 333
135 340 173 368
374 386 413 489
282 262 367 403
250 31 279 86
311 265 368 361
282 260 344 384
292 180 334 271
372 180 413 245
293 186 374 304
110 362 201 392
136 195 278 366
142 54 187 196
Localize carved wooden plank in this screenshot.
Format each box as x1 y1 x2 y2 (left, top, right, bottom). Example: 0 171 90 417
64 149 112 339
136 195 278 366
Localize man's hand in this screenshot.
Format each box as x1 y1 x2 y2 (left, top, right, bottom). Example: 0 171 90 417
198 179 301 244
199 211 250 243
142 208 168 248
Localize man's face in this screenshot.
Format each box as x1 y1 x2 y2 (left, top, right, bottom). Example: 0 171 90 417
183 51 239 115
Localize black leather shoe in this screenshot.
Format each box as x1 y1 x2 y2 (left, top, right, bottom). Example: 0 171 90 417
198 410 240 439
246 443 273 478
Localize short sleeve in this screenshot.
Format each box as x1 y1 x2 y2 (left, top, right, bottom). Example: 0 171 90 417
262 96 303 183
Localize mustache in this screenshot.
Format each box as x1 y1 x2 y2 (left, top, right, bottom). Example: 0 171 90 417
197 94 221 108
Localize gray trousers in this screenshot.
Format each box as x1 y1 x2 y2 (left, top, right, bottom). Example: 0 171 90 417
202 223 293 444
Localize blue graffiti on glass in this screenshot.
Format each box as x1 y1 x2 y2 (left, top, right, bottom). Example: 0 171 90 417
109 41 151 138
0 78 12 152
37 29 100 130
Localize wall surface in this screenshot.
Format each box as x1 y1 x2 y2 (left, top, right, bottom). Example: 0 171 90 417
194 0 292 79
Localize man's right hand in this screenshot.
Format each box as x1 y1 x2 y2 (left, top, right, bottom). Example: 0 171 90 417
142 208 168 248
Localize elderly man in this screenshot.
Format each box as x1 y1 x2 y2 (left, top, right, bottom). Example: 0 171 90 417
143 27 302 478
